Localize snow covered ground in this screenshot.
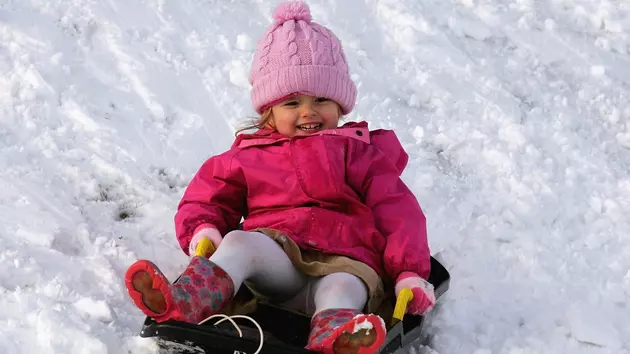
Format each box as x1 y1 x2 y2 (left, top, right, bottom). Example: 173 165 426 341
1 0 629 353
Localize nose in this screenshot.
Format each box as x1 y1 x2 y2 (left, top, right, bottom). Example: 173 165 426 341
299 102 316 118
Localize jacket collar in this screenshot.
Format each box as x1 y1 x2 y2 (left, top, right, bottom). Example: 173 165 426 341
234 121 371 149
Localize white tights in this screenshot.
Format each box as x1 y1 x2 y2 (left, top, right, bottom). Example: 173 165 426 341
209 230 368 316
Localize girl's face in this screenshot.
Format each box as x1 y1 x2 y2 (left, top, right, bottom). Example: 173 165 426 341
269 95 341 137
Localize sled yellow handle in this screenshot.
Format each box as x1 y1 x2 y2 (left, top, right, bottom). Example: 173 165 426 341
194 238 216 257
391 287 414 326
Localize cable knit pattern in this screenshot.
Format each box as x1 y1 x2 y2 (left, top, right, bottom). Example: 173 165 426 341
249 1 357 114
282 21 300 65
326 27 346 67
250 29 274 80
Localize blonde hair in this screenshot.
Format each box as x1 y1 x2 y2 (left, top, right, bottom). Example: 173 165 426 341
235 109 273 136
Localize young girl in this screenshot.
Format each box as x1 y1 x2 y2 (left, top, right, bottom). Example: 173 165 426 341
125 1 435 353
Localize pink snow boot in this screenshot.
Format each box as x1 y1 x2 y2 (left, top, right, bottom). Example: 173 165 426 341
305 309 387 354
125 256 234 323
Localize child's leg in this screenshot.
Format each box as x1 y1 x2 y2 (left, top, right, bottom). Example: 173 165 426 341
312 272 368 313
126 230 306 324
210 230 307 300
306 273 386 354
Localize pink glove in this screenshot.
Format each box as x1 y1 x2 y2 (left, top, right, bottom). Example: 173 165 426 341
394 271 436 316
188 225 223 256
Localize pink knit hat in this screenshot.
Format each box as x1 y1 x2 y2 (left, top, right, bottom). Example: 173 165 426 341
249 1 357 114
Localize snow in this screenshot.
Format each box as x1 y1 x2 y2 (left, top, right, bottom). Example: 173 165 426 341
1 0 629 353
352 315 375 333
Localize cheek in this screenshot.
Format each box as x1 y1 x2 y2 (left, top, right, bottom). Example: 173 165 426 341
270 111 289 127
322 111 340 124
271 113 297 134
320 105 340 120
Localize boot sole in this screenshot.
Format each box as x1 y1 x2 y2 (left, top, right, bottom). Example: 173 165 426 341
125 260 182 322
332 314 386 354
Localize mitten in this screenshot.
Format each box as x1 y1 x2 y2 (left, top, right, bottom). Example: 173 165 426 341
394 271 436 315
188 225 223 256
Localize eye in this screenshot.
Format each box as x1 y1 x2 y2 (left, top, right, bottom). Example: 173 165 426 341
315 97 329 103
283 101 299 107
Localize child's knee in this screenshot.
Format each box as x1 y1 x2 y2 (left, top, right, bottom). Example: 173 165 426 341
220 230 250 247
314 273 368 311
316 273 368 302
219 230 275 255
323 273 367 295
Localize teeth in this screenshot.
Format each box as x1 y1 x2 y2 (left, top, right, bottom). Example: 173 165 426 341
297 123 321 130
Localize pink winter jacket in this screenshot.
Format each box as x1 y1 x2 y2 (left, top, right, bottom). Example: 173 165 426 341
174 121 431 281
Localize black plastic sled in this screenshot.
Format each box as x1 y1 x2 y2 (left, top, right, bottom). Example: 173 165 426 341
138 256 450 354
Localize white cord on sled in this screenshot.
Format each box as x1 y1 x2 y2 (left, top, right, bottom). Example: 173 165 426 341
198 314 264 354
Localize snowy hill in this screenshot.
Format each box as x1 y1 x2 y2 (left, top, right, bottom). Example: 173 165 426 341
1 0 629 353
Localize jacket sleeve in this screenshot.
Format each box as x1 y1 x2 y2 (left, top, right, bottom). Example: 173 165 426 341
348 131 431 281
174 151 247 255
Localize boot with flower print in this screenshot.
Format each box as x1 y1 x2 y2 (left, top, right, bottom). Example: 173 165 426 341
305 308 387 354
124 256 234 324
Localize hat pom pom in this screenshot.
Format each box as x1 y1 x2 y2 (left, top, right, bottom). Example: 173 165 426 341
273 1 312 24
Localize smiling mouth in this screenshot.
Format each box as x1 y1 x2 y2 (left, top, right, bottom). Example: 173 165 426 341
297 123 322 131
